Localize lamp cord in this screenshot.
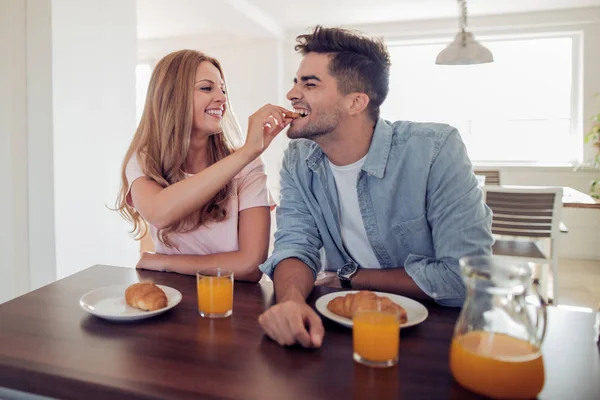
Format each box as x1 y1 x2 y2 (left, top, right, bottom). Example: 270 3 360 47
458 0 468 46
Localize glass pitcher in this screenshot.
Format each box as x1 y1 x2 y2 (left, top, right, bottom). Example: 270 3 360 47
450 256 547 399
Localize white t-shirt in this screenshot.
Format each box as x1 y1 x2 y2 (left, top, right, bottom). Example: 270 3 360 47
328 156 381 269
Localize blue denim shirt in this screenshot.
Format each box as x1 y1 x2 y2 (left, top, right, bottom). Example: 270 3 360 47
260 119 493 307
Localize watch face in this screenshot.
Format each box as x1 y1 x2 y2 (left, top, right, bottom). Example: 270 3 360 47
339 263 357 276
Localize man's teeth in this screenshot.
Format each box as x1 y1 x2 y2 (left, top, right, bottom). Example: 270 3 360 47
206 109 222 116
293 108 309 117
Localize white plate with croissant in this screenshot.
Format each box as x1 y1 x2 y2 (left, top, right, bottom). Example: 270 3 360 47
315 290 428 328
79 282 182 321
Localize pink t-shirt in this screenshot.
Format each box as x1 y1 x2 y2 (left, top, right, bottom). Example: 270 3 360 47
125 154 276 255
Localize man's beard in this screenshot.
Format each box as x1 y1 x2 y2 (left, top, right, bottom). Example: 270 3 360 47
287 110 339 140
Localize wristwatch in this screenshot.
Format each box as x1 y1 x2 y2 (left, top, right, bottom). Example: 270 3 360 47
337 262 358 289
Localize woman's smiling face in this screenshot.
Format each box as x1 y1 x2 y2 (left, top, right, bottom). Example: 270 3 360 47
192 61 228 137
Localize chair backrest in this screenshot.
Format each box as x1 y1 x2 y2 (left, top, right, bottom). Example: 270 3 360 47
485 186 563 239
474 169 501 185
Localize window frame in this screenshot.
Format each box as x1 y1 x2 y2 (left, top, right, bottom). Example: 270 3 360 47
384 31 583 167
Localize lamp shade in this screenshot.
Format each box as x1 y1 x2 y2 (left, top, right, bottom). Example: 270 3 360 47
436 32 493 65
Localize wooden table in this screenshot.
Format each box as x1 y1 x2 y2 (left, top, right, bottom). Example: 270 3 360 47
562 186 600 209
0 265 598 400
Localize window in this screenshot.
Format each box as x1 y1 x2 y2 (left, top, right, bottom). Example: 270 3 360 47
382 34 581 165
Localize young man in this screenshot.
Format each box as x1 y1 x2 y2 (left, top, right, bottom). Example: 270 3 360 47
258 26 493 348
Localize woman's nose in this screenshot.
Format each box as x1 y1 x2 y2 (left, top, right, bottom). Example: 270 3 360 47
216 91 226 103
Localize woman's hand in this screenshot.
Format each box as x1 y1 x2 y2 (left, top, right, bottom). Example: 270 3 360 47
242 104 298 158
136 252 168 272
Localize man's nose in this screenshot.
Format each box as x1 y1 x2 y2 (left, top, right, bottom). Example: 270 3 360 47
286 86 300 102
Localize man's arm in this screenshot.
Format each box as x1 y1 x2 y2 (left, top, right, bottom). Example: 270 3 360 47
258 143 325 348
273 258 315 303
259 142 323 284
402 127 493 307
351 268 430 302
315 268 430 302
259 258 324 348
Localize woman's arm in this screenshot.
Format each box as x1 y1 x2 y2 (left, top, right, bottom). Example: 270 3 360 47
131 148 255 229
137 206 271 282
130 104 293 229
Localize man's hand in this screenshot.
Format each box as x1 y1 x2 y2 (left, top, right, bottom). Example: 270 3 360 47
258 300 325 348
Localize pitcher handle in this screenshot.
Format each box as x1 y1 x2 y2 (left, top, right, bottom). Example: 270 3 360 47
531 279 548 344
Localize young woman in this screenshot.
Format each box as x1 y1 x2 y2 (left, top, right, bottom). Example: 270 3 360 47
115 49 295 282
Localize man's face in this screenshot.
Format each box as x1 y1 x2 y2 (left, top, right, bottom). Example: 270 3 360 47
286 53 344 140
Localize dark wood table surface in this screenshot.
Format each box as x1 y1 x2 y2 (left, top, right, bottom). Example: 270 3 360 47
561 186 600 209
0 265 598 400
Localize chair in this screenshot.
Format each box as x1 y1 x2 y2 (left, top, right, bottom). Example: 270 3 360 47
486 186 563 303
474 169 501 185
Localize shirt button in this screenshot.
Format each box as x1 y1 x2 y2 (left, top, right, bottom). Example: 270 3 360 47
432 292 438 298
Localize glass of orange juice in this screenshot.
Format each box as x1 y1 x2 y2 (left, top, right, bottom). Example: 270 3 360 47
196 268 233 318
352 304 400 368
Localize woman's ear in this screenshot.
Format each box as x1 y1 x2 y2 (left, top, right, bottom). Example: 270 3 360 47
345 92 370 116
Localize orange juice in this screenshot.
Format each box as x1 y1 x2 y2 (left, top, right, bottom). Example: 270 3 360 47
197 275 233 317
353 311 400 367
450 331 545 399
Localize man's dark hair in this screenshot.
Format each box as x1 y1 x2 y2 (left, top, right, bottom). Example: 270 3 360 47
295 26 391 121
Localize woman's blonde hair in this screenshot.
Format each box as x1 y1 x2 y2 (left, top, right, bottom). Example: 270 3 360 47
115 49 243 247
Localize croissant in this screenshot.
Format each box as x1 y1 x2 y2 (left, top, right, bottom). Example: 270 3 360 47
125 282 168 311
327 291 408 323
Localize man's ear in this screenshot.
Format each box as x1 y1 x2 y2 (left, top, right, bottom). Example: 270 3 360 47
344 92 370 116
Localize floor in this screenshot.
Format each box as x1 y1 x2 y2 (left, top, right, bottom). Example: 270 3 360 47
558 258 600 310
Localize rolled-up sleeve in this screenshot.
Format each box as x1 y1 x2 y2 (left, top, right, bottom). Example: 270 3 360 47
403 127 493 307
259 145 323 279
125 154 146 208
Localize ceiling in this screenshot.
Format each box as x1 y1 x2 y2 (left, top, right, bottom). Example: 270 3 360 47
137 0 272 39
137 0 600 40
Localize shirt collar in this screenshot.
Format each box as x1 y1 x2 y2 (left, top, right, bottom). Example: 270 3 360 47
305 118 393 178
362 118 393 179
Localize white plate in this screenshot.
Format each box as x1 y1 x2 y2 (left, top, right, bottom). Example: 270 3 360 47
79 284 182 321
315 290 429 328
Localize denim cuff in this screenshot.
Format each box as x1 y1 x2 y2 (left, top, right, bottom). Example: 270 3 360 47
259 249 320 280
404 253 465 307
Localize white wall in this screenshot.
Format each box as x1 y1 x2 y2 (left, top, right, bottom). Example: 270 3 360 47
212 38 289 195
0 0 30 303
27 0 57 291
1 0 58 303
52 0 139 278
